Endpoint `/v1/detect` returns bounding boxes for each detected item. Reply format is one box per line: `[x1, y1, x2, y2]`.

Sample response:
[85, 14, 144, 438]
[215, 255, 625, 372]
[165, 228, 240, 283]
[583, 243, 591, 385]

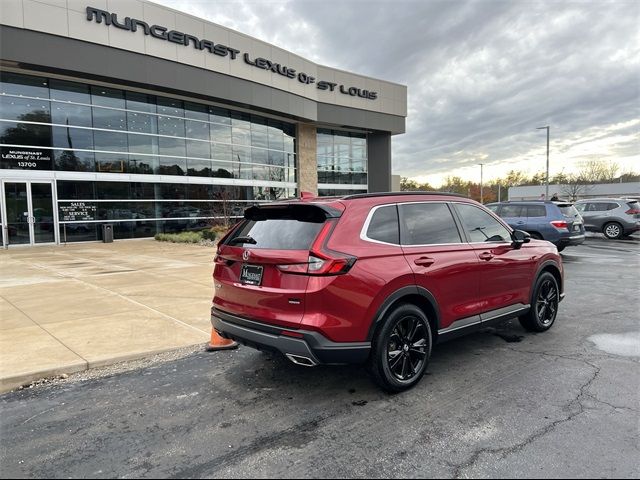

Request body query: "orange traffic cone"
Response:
[205, 328, 238, 351]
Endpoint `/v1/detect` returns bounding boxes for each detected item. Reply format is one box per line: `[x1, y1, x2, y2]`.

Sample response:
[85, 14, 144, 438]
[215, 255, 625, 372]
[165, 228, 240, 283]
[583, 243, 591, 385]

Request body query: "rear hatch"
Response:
[557, 203, 584, 234]
[625, 200, 640, 220]
[213, 201, 346, 329]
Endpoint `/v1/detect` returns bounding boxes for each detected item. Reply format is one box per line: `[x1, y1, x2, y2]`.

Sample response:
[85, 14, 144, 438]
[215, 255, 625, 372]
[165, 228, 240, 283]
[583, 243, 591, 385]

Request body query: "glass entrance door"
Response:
[2, 181, 55, 246]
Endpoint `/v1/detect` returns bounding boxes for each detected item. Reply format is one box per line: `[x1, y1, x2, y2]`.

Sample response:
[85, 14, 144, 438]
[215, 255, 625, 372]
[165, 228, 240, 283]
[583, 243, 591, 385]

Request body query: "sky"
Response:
[152, 0, 639, 187]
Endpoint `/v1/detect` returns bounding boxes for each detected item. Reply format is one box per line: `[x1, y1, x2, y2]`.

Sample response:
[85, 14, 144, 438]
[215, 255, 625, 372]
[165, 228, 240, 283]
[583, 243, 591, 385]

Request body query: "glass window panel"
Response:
[51, 102, 92, 127]
[90, 86, 125, 108]
[210, 123, 231, 143]
[251, 147, 268, 165]
[127, 112, 157, 134]
[252, 164, 269, 181]
[0, 121, 51, 147]
[399, 203, 462, 246]
[157, 115, 185, 137]
[93, 130, 128, 151]
[188, 184, 213, 200]
[285, 153, 295, 169]
[283, 135, 295, 153]
[367, 205, 399, 244]
[158, 136, 186, 157]
[60, 223, 98, 242]
[157, 97, 183, 117]
[211, 162, 236, 179]
[231, 111, 251, 129]
[0, 96, 50, 122]
[0, 73, 49, 98]
[233, 145, 251, 164]
[158, 183, 186, 199]
[185, 119, 209, 141]
[49, 79, 90, 103]
[95, 152, 127, 173]
[54, 150, 94, 172]
[251, 128, 268, 149]
[125, 92, 156, 113]
[211, 142, 232, 161]
[239, 163, 252, 180]
[128, 133, 158, 155]
[129, 183, 155, 199]
[186, 139, 210, 159]
[232, 126, 251, 145]
[133, 221, 157, 238]
[157, 156, 186, 176]
[128, 154, 156, 175]
[57, 181, 95, 200]
[53, 127, 94, 150]
[92, 107, 126, 130]
[209, 107, 231, 125]
[184, 102, 208, 121]
[96, 181, 129, 199]
[268, 150, 285, 166]
[186, 158, 212, 177]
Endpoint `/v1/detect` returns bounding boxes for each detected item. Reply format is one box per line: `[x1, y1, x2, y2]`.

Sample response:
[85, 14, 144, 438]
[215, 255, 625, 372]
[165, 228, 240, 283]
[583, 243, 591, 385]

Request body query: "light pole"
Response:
[536, 126, 550, 199]
[479, 163, 484, 204]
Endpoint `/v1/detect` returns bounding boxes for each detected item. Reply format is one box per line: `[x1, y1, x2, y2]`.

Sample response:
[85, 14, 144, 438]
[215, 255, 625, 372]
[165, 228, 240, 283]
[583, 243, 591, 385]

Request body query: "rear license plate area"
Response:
[240, 264, 263, 286]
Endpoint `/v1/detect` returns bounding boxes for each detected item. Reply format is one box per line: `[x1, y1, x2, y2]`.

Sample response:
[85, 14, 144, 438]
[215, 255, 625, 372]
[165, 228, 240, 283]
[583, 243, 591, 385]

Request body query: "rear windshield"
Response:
[558, 204, 580, 218]
[627, 201, 639, 209]
[229, 219, 324, 249]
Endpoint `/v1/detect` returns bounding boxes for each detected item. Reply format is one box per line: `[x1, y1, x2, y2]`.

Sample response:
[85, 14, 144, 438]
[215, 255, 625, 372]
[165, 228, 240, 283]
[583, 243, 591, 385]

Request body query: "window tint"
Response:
[485, 204, 498, 212]
[500, 205, 524, 217]
[575, 203, 586, 212]
[606, 203, 619, 211]
[558, 205, 580, 217]
[527, 205, 547, 217]
[232, 219, 324, 250]
[455, 203, 512, 243]
[399, 203, 461, 245]
[367, 205, 399, 244]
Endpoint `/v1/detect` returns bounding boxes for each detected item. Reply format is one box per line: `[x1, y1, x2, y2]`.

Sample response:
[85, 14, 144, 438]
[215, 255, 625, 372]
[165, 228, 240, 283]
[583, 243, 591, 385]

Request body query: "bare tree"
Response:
[578, 159, 619, 183]
[561, 174, 593, 201]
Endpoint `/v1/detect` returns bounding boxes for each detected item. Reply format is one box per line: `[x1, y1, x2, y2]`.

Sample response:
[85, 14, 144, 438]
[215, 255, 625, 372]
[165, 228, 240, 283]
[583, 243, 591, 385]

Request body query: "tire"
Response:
[368, 304, 432, 393]
[519, 272, 560, 332]
[603, 222, 623, 239]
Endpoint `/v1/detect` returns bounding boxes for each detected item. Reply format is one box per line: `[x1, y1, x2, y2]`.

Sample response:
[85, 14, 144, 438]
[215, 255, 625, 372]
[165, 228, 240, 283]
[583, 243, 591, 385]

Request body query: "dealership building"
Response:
[0, 1, 406, 246]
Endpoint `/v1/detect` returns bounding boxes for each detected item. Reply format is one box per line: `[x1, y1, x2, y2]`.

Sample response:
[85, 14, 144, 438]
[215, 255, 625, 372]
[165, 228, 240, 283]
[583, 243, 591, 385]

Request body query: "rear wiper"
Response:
[229, 235, 257, 245]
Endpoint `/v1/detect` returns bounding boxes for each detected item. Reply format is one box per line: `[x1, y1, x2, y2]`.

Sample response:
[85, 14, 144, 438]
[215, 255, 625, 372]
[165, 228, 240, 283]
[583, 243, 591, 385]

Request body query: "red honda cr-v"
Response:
[212, 192, 564, 392]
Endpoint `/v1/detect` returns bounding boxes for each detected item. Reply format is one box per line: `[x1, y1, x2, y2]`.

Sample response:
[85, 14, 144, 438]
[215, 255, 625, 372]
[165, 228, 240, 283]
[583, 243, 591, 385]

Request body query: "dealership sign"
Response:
[59, 202, 97, 222]
[0, 147, 52, 170]
[86, 7, 378, 100]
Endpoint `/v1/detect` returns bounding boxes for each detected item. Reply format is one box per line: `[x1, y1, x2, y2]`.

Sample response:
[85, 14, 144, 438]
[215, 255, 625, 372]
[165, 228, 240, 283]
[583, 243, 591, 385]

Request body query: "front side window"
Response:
[399, 203, 461, 245]
[366, 205, 399, 244]
[455, 203, 512, 243]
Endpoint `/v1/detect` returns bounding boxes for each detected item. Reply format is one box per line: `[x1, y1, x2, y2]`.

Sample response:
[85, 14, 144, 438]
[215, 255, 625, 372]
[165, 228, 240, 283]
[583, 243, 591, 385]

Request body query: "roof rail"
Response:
[342, 191, 469, 200]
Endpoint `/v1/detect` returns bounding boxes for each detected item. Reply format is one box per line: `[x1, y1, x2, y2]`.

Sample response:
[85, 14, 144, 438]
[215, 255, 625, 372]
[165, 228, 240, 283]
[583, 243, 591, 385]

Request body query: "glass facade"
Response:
[317, 128, 368, 196]
[0, 72, 297, 243]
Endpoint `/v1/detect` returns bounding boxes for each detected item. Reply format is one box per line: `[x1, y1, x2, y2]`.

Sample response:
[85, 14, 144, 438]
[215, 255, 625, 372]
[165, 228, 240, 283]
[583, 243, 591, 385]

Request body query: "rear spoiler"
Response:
[244, 203, 343, 223]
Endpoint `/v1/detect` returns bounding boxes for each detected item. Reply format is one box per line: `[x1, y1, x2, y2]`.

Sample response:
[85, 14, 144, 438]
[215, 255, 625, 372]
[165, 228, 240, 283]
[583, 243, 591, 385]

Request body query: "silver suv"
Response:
[574, 198, 640, 239]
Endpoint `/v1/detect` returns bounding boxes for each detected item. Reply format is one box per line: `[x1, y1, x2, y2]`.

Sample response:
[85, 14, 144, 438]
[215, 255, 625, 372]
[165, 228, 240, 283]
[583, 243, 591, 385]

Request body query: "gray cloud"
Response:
[155, 0, 639, 182]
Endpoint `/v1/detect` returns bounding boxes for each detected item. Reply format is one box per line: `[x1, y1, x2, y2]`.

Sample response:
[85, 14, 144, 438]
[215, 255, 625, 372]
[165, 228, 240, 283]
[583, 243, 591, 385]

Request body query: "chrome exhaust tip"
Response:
[285, 354, 317, 367]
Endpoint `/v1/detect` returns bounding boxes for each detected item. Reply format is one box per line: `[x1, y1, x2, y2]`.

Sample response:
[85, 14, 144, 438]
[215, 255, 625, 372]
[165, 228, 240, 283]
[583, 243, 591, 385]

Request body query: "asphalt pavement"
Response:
[1, 236, 638, 478]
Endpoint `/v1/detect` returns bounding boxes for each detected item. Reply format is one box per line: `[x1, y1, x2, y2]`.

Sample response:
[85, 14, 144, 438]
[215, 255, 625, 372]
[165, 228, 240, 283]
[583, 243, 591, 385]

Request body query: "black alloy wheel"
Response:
[519, 272, 559, 332]
[369, 304, 432, 392]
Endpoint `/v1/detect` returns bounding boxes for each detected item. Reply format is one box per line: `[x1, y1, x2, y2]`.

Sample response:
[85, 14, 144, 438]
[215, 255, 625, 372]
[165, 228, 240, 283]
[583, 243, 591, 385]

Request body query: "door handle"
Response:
[516, 221, 525, 225]
[478, 252, 494, 261]
[414, 257, 435, 267]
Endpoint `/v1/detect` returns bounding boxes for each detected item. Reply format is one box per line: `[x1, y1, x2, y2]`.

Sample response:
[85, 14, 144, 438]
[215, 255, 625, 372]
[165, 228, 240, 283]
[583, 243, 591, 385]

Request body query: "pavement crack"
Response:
[451, 358, 601, 479]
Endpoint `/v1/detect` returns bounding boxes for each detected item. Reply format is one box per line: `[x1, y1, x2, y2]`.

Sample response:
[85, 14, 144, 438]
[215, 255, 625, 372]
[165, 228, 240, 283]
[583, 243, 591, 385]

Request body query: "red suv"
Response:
[212, 192, 564, 392]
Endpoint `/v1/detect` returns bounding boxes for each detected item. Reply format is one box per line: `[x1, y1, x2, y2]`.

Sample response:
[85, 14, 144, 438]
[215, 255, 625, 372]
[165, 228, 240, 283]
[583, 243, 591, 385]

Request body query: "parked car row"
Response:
[486, 197, 639, 249]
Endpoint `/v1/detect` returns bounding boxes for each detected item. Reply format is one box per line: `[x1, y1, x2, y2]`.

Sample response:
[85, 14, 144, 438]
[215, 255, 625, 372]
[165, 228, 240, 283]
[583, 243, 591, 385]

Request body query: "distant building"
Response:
[508, 182, 640, 201]
[391, 175, 401, 192]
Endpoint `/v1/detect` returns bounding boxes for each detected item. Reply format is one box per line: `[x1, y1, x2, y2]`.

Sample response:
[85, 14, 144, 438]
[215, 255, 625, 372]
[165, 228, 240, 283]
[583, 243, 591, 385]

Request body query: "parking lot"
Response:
[1, 236, 638, 478]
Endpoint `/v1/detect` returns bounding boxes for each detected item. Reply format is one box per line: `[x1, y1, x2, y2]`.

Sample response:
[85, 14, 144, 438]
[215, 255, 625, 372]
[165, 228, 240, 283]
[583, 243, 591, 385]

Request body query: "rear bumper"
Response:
[211, 308, 371, 365]
[556, 233, 585, 247]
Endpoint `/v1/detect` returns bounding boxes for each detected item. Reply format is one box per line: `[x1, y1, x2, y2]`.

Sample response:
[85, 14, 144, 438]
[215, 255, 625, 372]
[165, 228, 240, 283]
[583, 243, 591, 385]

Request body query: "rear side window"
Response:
[366, 205, 399, 244]
[455, 203, 512, 243]
[399, 203, 461, 245]
[606, 203, 620, 210]
[527, 205, 546, 217]
[500, 205, 524, 217]
[230, 219, 323, 249]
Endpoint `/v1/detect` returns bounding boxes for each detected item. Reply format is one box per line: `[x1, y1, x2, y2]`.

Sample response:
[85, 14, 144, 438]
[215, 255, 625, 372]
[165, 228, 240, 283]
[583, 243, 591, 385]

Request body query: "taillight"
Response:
[276, 219, 356, 276]
[550, 220, 568, 230]
[625, 208, 640, 215]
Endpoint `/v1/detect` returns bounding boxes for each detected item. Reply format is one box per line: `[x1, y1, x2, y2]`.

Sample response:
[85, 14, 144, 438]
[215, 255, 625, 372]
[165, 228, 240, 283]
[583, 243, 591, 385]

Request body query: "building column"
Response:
[367, 132, 392, 193]
[296, 123, 318, 196]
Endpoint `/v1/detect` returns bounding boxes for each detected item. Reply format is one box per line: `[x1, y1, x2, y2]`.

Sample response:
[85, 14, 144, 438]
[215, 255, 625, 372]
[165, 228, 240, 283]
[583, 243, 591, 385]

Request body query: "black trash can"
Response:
[101, 223, 114, 243]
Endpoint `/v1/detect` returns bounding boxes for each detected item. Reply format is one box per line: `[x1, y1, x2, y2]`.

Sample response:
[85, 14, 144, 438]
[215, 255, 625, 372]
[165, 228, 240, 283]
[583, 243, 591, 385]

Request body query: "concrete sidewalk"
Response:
[0, 240, 216, 392]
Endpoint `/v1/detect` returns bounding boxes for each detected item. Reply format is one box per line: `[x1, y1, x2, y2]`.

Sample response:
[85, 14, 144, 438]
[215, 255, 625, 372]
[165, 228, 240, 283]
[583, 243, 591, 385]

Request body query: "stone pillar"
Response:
[367, 132, 392, 193]
[296, 123, 318, 196]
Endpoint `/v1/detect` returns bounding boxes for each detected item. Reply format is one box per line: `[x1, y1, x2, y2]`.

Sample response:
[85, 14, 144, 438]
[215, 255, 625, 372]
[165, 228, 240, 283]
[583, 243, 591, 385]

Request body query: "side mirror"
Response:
[512, 229, 531, 249]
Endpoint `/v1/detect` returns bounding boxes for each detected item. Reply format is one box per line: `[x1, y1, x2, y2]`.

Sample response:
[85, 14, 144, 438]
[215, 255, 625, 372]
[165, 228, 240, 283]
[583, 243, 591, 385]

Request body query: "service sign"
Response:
[0, 147, 52, 170]
[59, 202, 97, 222]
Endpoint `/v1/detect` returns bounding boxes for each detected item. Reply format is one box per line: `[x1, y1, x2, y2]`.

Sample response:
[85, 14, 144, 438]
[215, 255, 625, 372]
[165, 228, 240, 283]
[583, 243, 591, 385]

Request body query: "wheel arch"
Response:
[535, 260, 563, 299]
[366, 286, 440, 343]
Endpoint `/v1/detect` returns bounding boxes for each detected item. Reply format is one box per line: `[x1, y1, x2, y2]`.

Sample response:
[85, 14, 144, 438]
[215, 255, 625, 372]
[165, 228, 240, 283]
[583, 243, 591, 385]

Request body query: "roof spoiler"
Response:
[244, 203, 343, 222]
